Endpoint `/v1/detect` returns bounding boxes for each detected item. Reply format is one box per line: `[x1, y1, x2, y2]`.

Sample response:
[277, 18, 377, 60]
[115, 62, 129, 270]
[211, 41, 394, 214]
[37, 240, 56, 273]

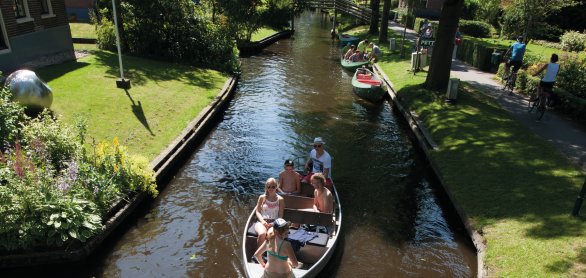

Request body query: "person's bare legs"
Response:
[254, 222, 268, 248]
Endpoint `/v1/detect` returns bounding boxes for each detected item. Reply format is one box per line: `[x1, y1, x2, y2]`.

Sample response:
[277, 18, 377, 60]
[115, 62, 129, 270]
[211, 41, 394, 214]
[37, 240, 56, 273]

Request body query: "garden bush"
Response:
[0, 96, 158, 251]
[557, 57, 586, 98]
[459, 20, 492, 38]
[560, 31, 586, 52]
[531, 39, 562, 50]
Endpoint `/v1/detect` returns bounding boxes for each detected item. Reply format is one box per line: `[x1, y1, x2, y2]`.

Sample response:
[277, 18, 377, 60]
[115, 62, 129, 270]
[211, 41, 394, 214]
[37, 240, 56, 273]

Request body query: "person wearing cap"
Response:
[504, 36, 526, 78]
[278, 159, 301, 195]
[254, 178, 285, 248]
[253, 218, 298, 276]
[311, 173, 333, 214]
[302, 137, 333, 188]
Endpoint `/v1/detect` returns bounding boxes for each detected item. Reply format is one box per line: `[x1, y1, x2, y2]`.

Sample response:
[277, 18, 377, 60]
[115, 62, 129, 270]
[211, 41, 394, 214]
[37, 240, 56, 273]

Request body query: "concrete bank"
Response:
[238, 29, 294, 56]
[374, 64, 486, 277]
[0, 76, 239, 268]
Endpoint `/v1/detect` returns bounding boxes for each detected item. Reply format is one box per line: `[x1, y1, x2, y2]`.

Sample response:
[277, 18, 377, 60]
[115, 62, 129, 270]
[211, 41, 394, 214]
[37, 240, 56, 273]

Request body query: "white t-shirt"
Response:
[310, 149, 332, 179]
[542, 63, 560, 83]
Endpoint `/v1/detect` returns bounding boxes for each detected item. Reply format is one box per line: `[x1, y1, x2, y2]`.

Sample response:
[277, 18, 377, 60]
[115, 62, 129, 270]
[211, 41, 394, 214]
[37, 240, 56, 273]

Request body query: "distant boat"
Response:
[340, 57, 370, 71]
[352, 68, 386, 102]
[242, 180, 342, 277]
[338, 33, 360, 46]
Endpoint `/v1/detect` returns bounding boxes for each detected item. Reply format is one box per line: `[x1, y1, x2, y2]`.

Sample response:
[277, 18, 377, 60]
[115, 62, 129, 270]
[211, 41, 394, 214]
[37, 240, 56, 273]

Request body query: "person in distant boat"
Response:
[278, 159, 301, 195]
[254, 218, 298, 277]
[349, 50, 364, 62]
[311, 173, 333, 214]
[357, 65, 371, 77]
[368, 43, 382, 62]
[254, 178, 285, 248]
[357, 39, 369, 54]
[344, 45, 356, 60]
[341, 42, 352, 57]
[302, 137, 333, 188]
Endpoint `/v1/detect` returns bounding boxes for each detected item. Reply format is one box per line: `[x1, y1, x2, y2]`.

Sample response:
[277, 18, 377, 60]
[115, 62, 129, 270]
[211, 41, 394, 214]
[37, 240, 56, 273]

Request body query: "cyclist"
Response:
[503, 36, 526, 79]
[533, 53, 560, 103]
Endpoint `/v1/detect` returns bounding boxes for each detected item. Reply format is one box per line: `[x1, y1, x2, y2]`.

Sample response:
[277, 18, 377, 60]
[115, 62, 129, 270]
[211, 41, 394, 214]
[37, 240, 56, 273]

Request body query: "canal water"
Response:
[19, 11, 476, 277]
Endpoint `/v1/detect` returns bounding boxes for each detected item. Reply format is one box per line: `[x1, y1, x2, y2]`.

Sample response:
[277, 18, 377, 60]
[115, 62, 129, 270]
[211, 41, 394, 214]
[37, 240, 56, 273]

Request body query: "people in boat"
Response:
[357, 65, 372, 77]
[344, 45, 356, 60]
[311, 173, 333, 214]
[341, 42, 352, 58]
[253, 218, 299, 277]
[357, 39, 369, 54]
[368, 43, 382, 62]
[254, 178, 285, 248]
[278, 159, 301, 195]
[349, 50, 364, 62]
[302, 137, 333, 188]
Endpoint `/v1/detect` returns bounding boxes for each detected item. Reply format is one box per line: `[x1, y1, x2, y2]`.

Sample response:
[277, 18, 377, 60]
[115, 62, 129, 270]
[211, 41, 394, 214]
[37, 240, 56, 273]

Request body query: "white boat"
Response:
[242, 181, 342, 277]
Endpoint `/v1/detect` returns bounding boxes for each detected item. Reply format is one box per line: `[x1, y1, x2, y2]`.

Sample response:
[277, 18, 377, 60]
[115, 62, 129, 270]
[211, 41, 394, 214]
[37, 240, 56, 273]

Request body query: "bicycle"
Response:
[528, 86, 555, 121]
[501, 71, 517, 95]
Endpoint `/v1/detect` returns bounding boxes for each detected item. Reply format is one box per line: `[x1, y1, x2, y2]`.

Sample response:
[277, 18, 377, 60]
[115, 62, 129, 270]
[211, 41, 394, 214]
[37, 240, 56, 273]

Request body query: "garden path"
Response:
[388, 21, 586, 172]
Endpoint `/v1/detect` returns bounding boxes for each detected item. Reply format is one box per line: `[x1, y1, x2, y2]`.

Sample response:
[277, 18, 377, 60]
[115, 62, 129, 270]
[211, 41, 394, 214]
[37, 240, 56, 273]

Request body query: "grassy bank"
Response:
[251, 27, 280, 42]
[464, 37, 586, 62]
[69, 22, 97, 38]
[347, 26, 586, 276]
[36, 50, 229, 160]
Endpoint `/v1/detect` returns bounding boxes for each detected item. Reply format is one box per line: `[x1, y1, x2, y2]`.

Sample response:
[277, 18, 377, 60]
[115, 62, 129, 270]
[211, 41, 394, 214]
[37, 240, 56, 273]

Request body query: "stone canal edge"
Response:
[374, 64, 487, 278]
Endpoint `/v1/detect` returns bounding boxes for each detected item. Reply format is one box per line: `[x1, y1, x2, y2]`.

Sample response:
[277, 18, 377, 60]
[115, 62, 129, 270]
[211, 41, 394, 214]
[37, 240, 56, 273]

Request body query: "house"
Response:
[65, 0, 94, 22]
[399, 0, 444, 19]
[0, 0, 75, 73]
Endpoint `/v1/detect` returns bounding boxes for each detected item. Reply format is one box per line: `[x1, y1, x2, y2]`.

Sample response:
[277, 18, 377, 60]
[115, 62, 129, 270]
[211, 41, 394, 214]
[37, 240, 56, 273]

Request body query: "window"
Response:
[13, 0, 32, 22]
[40, 0, 54, 17]
[0, 8, 11, 53]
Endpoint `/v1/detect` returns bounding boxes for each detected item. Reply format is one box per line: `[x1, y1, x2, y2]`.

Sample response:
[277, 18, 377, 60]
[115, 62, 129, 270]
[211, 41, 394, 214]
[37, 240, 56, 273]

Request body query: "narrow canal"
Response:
[81, 11, 476, 277]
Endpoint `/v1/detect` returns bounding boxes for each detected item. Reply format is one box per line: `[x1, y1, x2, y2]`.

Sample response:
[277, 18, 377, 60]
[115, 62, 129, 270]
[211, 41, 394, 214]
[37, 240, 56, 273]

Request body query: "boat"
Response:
[338, 33, 360, 46]
[351, 68, 386, 102]
[340, 57, 370, 71]
[242, 179, 342, 277]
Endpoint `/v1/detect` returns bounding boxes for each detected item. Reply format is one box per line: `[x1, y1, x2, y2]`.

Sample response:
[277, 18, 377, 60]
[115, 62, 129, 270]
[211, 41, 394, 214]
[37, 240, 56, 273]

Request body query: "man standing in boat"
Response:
[303, 137, 333, 188]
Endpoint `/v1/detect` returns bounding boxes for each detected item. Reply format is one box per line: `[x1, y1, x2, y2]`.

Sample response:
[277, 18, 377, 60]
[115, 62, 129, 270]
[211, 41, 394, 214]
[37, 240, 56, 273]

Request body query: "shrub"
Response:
[557, 57, 586, 98]
[0, 87, 26, 149]
[560, 31, 586, 52]
[531, 39, 562, 50]
[95, 11, 117, 51]
[459, 20, 492, 38]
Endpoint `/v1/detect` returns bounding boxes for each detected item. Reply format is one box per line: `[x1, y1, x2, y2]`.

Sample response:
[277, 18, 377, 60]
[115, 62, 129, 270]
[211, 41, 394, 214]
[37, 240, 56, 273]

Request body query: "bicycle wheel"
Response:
[528, 96, 538, 112]
[535, 97, 546, 120]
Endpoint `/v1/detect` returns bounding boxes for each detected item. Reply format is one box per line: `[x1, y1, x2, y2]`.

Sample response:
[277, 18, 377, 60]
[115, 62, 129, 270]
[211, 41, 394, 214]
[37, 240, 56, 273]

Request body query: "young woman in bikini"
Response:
[254, 218, 299, 278]
[254, 178, 285, 247]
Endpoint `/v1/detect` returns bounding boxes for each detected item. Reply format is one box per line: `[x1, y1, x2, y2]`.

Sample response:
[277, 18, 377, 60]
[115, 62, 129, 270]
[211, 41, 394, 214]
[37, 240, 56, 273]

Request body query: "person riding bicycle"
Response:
[503, 36, 526, 79]
[533, 53, 560, 104]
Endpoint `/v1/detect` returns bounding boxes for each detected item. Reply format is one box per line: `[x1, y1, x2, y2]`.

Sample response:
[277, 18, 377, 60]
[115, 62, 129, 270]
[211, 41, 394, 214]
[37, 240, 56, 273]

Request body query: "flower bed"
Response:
[0, 87, 157, 253]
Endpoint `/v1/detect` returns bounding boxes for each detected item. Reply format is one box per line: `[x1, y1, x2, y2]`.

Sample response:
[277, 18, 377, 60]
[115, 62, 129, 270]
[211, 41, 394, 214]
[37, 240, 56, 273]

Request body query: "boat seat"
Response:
[246, 225, 329, 247]
[357, 79, 381, 85]
[357, 73, 372, 80]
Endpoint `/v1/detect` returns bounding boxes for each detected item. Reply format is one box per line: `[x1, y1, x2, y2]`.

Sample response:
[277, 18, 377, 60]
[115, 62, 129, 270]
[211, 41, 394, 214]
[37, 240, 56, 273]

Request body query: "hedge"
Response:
[457, 38, 507, 71]
[459, 20, 493, 38]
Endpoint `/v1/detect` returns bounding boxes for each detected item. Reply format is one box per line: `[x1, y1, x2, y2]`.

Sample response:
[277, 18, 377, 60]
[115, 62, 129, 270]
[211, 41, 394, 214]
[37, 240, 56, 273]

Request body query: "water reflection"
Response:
[92, 11, 476, 277]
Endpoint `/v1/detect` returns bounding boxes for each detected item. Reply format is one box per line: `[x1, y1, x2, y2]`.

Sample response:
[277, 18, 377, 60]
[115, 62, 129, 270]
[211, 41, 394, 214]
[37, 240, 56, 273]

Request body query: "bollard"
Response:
[389, 38, 396, 51]
[446, 78, 459, 104]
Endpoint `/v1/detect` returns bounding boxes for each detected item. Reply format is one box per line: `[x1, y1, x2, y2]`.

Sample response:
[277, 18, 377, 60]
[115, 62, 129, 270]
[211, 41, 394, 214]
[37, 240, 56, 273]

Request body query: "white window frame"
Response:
[15, 0, 34, 24]
[40, 0, 55, 19]
[0, 8, 11, 54]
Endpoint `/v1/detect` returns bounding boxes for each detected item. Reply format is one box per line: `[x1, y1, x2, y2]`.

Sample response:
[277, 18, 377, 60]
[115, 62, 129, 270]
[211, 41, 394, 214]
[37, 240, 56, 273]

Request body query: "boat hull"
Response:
[340, 58, 370, 71]
[338, 34, 360, 46]
[352, 69, 386, 102]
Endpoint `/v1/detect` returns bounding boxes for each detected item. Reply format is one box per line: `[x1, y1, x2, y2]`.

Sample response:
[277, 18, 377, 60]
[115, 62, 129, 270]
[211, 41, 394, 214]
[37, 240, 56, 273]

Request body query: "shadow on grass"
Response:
[124, 89, 155, 136]
[91, 51, 218, 89]
[36, 61, 91, 82]
[546, 246, 586, 274]
[396, 83, 586, 237]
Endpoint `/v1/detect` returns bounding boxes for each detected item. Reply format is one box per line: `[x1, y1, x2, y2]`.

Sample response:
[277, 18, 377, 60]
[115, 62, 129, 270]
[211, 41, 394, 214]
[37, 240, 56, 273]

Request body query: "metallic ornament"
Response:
[5, 70, 53, 109]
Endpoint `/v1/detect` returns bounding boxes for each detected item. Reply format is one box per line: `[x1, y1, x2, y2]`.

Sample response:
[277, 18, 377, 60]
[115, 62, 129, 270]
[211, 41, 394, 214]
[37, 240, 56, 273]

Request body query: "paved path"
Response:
[387, 21, 586, 172]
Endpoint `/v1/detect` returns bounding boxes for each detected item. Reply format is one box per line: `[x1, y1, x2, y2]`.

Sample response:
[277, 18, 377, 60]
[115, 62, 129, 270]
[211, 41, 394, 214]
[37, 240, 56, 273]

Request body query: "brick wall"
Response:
[1, 0, 69, 37]
[65, 0, 93, 8]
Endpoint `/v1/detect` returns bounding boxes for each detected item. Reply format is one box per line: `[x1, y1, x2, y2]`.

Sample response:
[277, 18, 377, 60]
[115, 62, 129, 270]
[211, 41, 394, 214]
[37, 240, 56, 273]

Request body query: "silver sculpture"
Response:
[5, 70, 53, 109]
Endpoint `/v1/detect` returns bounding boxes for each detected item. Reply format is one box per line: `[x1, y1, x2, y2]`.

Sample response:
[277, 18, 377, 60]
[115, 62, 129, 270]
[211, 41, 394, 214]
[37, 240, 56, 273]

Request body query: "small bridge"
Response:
[299, 0, 371, 23]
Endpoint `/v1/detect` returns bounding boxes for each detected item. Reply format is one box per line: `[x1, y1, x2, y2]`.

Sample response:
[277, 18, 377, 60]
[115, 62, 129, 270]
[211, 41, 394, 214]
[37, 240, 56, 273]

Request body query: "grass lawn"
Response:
[73, 43, 99, 52]
[69, 22, 97, 39]
[36, 50, 229, 160]
[251, 27, 280, 42]
[347, 25, 586, 277]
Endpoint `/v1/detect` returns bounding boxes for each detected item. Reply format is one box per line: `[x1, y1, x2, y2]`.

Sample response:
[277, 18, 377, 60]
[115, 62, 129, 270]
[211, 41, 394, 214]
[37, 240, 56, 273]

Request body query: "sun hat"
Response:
[273, 218, 290, 229]
[312, 137, 325, 145]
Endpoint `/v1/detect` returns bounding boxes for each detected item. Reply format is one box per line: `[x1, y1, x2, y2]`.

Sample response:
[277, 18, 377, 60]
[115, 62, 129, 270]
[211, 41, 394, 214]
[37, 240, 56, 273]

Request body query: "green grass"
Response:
[73, 43, 99, 52]
[36, 50, 229, 160]
[69, 23, 97, 39]
[346, 25, 586, 277]
[251, 27, 280, 42]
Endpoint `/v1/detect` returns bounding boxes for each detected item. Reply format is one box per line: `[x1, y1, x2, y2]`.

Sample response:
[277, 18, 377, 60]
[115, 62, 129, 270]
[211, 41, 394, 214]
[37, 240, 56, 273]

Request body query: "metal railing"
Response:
[299, 0, 371, 23]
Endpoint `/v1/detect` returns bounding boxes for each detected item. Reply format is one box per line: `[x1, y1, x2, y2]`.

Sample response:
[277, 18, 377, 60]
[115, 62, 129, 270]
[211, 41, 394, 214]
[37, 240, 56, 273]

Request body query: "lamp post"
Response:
[111, 0, 130, 89]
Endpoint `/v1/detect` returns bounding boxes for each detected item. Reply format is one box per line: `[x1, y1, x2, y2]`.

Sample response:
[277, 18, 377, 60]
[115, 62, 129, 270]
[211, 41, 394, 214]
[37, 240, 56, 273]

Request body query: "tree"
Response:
[369, 0, 380, 34]
[425, 0, 465, 91]
[379, 0, 391, 42]
[500, 0, 578, 40]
